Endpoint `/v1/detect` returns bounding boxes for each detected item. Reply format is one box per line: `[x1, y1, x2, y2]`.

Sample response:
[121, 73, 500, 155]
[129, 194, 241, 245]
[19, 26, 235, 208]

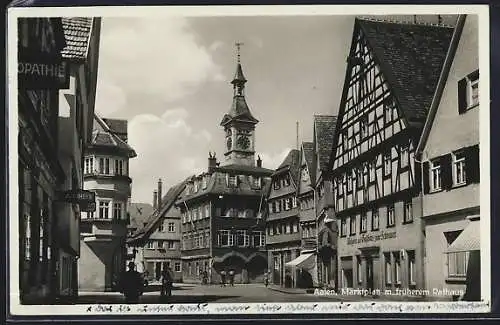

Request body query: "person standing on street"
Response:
[120, 262, 144, 304]
[220, 270, 226, 287]
[160, 267, 174, 299]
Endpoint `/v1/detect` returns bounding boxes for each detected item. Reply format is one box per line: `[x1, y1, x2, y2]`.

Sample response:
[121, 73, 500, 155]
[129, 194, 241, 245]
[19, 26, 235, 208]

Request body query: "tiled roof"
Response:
[314, 115, 338, 172]
[102, 118, 127, 135]
[216, 163, 274, 176]
[358, 18, 454, 128]
[128, 203, 154, 230]
[275, 149, 301, 180]
[128, 179, 189, 244]
[61, 17, 93, 60]
[91, 115, 137, 157]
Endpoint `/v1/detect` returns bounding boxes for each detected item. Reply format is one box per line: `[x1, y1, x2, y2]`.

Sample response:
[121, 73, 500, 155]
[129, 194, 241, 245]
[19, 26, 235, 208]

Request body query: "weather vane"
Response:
[235, 42, 244, 64]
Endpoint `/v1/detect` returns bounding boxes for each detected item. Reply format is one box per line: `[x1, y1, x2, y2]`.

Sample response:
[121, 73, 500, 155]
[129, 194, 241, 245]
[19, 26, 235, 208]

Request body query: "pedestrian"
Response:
[160, 267, 173, 300]
[228, 269, 235, 287]
[220, 270, 226, 287]
[202, 270, 208, 285]
[119, 262, 144, 304]
[264, 272, 269, 287]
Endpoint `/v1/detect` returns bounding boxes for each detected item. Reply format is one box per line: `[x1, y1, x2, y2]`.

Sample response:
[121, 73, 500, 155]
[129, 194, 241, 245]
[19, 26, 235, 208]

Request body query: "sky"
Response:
[93, 14, 458, 205]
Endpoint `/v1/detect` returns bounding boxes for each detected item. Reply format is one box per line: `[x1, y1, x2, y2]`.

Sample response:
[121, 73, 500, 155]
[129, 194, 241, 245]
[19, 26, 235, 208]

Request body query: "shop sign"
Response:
[79, 201, 96, 213]
[347, 231, 397, 245]
[18, 54, 70, 89]
[57, 189, 95, 210]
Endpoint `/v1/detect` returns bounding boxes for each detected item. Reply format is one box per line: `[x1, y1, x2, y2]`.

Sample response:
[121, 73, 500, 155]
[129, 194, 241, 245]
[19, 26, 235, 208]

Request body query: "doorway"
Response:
[155, 262, 162, 280]
[365, 256, 374, 291]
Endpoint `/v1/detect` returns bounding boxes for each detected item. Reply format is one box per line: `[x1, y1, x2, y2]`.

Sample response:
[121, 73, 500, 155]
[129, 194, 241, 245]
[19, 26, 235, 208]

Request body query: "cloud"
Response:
[258, 148, 291, 170]
[95, 17, 223, 115]
[128, 108, 212, 203]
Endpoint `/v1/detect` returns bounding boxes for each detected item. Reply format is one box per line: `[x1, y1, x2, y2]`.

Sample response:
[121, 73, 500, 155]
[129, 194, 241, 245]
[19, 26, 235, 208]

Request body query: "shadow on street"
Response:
[76, 294, 241, 304]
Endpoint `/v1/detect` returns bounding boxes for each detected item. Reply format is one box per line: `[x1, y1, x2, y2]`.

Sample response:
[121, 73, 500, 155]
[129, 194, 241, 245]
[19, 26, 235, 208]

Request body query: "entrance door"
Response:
[366, 256, 374, 291]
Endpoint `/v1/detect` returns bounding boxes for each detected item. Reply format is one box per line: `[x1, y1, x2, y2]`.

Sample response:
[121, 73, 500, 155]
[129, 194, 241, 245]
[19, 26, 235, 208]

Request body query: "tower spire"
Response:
[236, 41, 243, 64]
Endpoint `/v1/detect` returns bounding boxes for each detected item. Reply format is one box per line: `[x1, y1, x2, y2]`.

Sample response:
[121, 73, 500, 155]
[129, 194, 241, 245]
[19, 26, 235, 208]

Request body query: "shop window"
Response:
[384, 253, 392, 285]
[408, 250, 416, 286]
[403, 200, 413, 223]
[452, 151, 466, 186]
[447, 251, 469, 278]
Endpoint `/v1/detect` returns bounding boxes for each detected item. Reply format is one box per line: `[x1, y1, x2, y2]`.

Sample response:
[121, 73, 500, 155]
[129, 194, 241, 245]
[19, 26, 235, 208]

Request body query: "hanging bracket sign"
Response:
[57, 190, 96, 212]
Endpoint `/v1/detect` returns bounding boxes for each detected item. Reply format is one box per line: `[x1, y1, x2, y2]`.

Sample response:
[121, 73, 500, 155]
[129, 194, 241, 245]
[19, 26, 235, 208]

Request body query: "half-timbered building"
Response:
[266, 149, 301, 288]
[415, 15, 480, 300]
[328, 18, 454, 292]
[313, 115, 339, 289]
[127, 179, 186, 283]
[175, 52, 272, 284]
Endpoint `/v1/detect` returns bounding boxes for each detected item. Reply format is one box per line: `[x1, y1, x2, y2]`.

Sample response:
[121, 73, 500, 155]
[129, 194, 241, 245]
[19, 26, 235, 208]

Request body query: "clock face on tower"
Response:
[226, 137, 232, 150]
[237, 135, 251, 150]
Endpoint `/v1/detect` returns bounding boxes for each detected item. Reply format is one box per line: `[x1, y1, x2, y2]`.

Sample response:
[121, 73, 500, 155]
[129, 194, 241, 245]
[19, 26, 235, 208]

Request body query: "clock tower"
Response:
[220, 42, 259, 167]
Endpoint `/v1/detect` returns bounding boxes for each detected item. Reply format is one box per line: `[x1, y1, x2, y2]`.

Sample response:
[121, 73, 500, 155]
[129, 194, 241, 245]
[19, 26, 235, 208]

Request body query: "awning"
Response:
[447, 220, 480, 253]
[285, 253, 315, 269]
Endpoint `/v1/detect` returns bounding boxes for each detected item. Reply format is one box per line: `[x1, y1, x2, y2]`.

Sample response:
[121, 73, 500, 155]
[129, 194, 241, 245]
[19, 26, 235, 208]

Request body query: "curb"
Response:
[267, 286, 307, 295]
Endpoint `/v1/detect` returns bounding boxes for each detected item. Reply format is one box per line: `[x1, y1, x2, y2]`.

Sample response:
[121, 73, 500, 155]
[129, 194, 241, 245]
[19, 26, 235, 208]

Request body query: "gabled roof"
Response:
[127, 179, 189, 245]
[90, 114, 137, 157]
[416, 15, 467, 155]
[357, 18, 454, 128]
[314, 115, 338, 172]
[128, 203, 154, 230]
[61, 17, 93, 61]
[274, 149, 301, 183]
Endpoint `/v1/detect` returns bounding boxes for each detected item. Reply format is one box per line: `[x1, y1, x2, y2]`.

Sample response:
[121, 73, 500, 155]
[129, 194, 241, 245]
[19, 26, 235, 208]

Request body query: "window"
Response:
[404, 201, 413, 223]
[408, 250, 416, 285]
[285, 223, 291, 234]
[447, 251, 469, 278]
[360, 212, 367, 233]
[459, 70, 479, 113]
[168, 222, 175, 232]
[337, 177, 344, 196]
[114, 159, 124, 175]
[98, 157, 110, 175]
[205, 204, 210, 218]
[292, 222, 298, 233]
[218, 230, 232, 247]
[387, 205, 395, 227]
[268, 226, 274, 236]
[341, 219, 347, 237]
[273, 180, 281, 190]
[349, 216, 356, 236]
[84, 157, 94, 174]
[98, 201, 110, 219]
[384, 152, 392, 176]
[360, 116, 368, 139]
[452, 151, 466, 186]
[385, 253, 392, 285]
[430, 160, 442, 191]
[394, 253, 401, 284]
[400, 146, 409, 168]
[347, 174, 353, 192]
[202, 177, 208, 189]
[254, 177, 262, 188]
[236, 230, 249, 247]
[174, 262, 181, 272]
[146, 241, 154, 249]
[158, 221, 165, 232]
[285, 198, 291, 210]
[369, 161, 376, 183]
[292, 197, 297, 208]
[284, 176, 291, 187]
[356, 168, 363, 188]
[227, 175, 237, 187]
[113, 202, 122, 220]
[342, 130, 349, 151]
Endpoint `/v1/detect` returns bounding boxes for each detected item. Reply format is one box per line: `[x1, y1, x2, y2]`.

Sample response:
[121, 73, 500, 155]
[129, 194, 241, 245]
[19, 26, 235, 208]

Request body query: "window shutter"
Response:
[441, 154, 453, 191]
[466, 145, 480, 184]
[422, 162, 429, 194]
[458, 78, 468, 114]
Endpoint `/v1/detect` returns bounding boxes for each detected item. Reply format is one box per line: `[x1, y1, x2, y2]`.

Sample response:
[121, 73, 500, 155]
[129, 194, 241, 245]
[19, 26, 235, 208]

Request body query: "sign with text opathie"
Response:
[18, 52, 70, 89]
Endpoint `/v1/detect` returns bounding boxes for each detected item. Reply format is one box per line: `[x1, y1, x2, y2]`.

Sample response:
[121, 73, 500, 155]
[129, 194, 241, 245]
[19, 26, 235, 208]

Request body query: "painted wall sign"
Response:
[18, 54, 69, 89]
[347, 231, 397, 245]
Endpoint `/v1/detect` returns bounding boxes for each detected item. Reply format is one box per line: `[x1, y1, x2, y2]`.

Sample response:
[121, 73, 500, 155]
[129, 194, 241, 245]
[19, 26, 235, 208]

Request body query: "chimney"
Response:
[157, 178, 163, 209]
[257, 155, 262, 168]
[153, 190, 158, 210]
[208, 152, 217, 173]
